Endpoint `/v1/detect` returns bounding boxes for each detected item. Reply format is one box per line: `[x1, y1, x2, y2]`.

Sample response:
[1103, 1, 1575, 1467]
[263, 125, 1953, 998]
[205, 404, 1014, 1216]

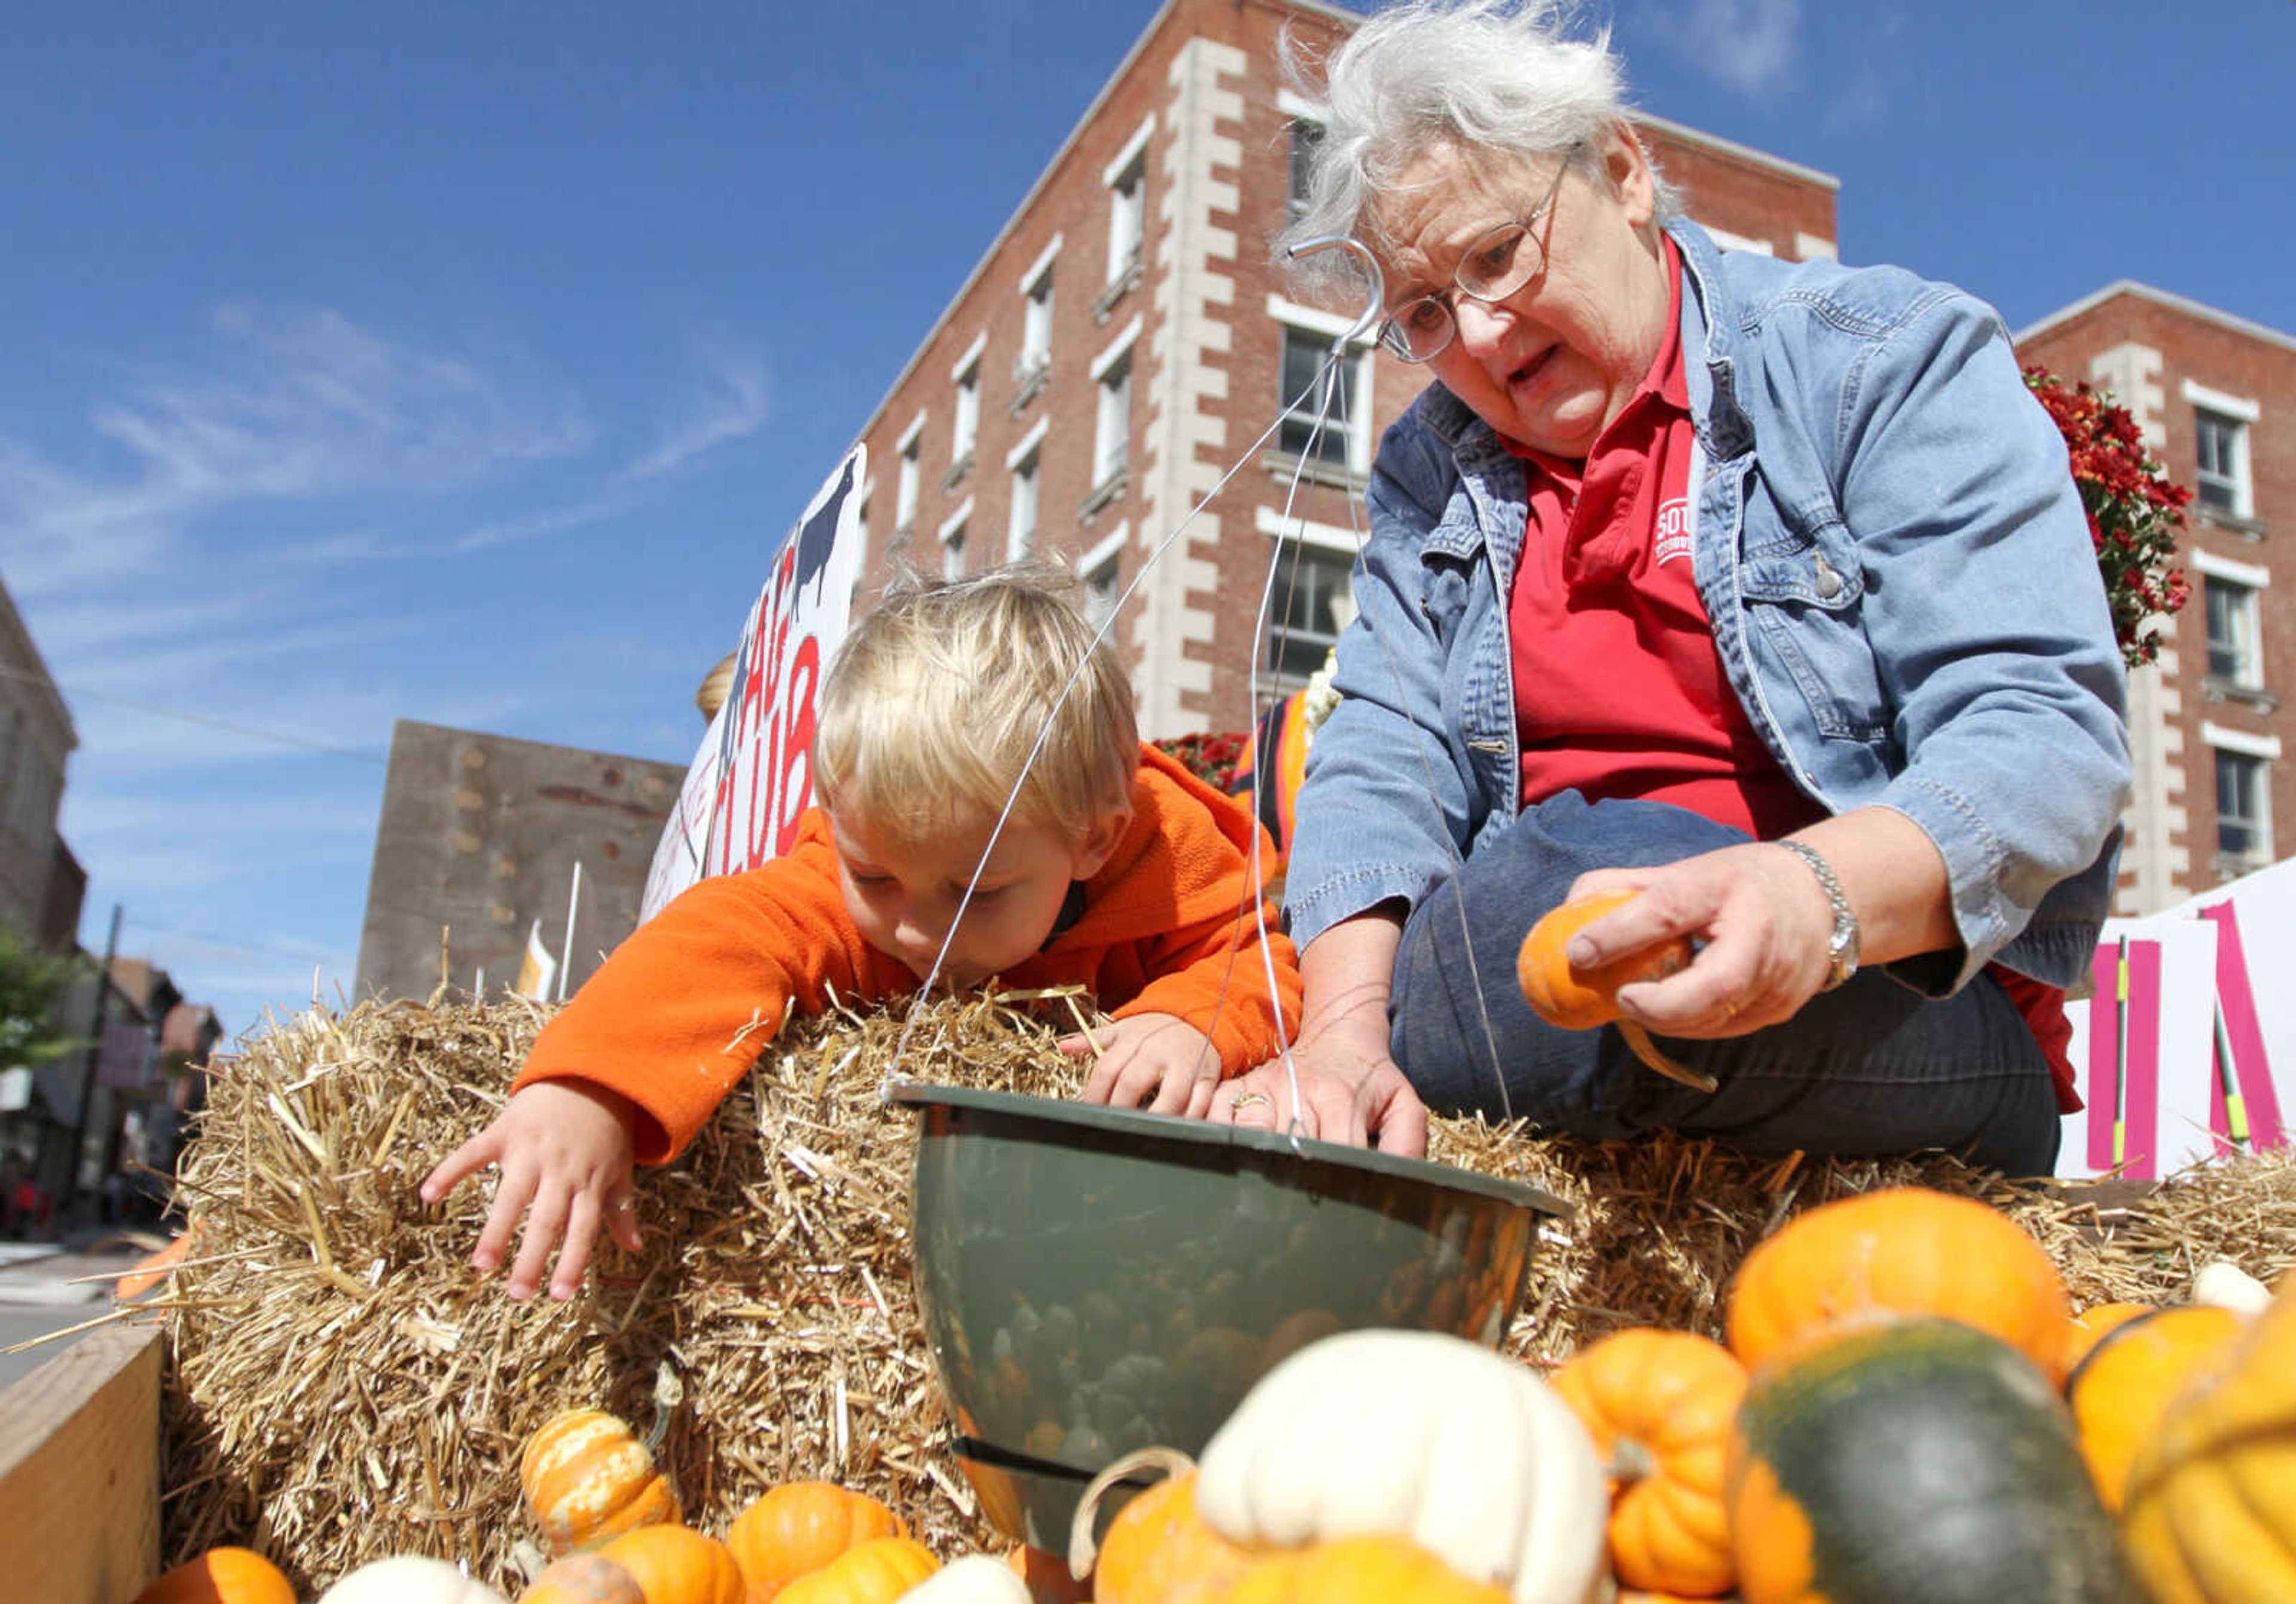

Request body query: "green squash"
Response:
[1726, 1316, 2142, 1603]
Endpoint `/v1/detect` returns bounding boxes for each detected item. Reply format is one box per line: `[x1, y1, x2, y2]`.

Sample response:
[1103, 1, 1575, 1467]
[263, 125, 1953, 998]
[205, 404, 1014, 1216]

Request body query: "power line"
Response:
[0, 661, 387, 763]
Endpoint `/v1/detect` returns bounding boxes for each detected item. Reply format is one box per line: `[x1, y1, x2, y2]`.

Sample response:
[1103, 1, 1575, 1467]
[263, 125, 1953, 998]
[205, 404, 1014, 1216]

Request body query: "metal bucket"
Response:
[893, 1083, 1569, 1549]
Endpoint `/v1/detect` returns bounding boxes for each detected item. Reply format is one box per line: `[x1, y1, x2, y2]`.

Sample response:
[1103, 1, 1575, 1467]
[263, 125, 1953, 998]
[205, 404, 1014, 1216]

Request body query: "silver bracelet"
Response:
[1776, 839, 1861, 991]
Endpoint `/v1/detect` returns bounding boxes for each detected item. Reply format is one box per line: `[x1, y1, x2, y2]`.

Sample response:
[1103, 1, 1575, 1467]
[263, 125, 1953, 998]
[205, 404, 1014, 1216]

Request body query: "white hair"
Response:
[1277, 0, 1680, 302]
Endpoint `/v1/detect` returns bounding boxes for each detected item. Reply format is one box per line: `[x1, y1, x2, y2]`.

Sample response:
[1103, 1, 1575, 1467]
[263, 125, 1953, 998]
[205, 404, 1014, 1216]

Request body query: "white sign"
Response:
[640, 445, 868, 922]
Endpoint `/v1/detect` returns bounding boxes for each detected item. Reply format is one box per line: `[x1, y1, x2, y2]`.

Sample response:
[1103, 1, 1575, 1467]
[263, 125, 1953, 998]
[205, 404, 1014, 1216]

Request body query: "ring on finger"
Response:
[1232, 1092, 1272, 1113]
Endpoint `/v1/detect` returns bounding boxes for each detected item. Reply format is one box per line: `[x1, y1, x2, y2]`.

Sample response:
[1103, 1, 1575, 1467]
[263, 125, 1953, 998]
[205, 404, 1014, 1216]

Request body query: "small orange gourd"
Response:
[2066, 1303, 2247, 1513]
[1726, 1186, 2073, 1383]
[591, 1526, 744, 1604]
[1073, 1449, 1257, 1604]
[1222, 1536, 1511, 1603]
[726, 1483, 906, 1601]
[1518, 889, 1693, 1031]
[2062, 1300, 2155, 1370]
[521, 1408, 680, 1556]
[518, 1553, 647, 1604]
[1550, 1327, 1747, 1596]
[771, 1538, 939, 1604]
[130, 1548, 297, 1604]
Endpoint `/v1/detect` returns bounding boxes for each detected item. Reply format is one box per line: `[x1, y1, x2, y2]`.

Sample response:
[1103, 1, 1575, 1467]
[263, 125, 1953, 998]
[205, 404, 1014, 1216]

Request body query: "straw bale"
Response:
[144, 993, 2294, 1594]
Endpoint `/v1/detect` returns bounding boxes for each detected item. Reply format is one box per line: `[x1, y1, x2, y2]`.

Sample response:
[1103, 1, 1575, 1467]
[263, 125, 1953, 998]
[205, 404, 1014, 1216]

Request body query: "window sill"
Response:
[2215, 851, 2272, 883]
[2204, 676, 2282, 713]
[2199, 508, 2268, 541]
[1079, 469, 1129, 522]
[1093, 256, 1142, 324]
[1262, 450, 1365, 494]
[1009, 362, 1049, 416]
[941, 451, 975, 492]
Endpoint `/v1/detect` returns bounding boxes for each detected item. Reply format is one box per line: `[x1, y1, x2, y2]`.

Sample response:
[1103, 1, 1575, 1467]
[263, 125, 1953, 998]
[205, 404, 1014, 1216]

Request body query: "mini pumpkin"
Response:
[519, 1553, 647, 1604]
[2062, 1301, 2154, 1371]
[726, 1483, 907, 1601]
[771, 1537, 939, 1604]
[896, 1555, 1031, 1603]
[2065, 1304, 2246, 1513]
[1726, 1186, 2073, 1383]
[130, 1548, 297, 1604]
[316, 1556, 508, 1603]
[1550, 1328, 1745, 1597]
[1193, 1329, 1610, 1604]
[1065, 1447, 1259, 1603]
[592, 1525, 744, 1604]
[1223, 1535, 1513, 1603]
[2121, 1278, 2296, 1601]
[521, 1408, 681, 1556]
[1517, 889, 1692, 1031]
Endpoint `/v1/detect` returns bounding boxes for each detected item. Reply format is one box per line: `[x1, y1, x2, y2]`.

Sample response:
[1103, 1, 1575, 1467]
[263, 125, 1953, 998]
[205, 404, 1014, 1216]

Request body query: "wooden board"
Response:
[0, 1323, 162, 1603]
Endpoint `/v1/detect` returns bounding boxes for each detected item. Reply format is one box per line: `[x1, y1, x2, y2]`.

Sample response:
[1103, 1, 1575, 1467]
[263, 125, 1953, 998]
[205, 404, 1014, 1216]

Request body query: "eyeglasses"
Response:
[1376, 148, 1578, 364]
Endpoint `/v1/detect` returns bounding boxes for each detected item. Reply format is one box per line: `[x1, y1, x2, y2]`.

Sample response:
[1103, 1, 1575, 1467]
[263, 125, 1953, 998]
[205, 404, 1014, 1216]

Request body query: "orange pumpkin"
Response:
[2067, 1304, 2248, 1514]
[1083, 1455, 1257, 1604]
[1726, 1186, 2072, 1383]
[1223, 1536, 1510, 1603]
[772, 1538, 938, 1604]
[593, 1526, 744, 1604]
[1518, 889, 1693, 1031]
[2122, 1279, 2296, 1600]
[2062, 1300, 2155, 1370]
[116, 1217, 202, 1300]
[726, 1483, 907, 1601]
[1550, 1328, 1746, 1596]
[131, 1548, 297, 1604]
[519, 1554, 646, 1604]
[521, 1408, 681, 1556]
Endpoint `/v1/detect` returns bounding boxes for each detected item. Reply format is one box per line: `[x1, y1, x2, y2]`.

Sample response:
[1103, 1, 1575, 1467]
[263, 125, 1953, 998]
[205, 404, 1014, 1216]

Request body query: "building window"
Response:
[1263, 539, 1358, 694]
[1007, 451, 1040, 561]
[1278, 323, 1369, 469]
[1016, 238, 1058, 404]
[894, 415, 924, 536]
[1107, 157, 1145, 288]
[947, 336, 983, 487]
[2216, 748, 2272, 871]
[2195, 408, 2251, 517]
[1094, 356, 1131, 487]
[1082, 528, 1126, 635]
[2206, 572, 2264, 689]
[938, 499, 972, 581]
[1286, 117, 1323, 221]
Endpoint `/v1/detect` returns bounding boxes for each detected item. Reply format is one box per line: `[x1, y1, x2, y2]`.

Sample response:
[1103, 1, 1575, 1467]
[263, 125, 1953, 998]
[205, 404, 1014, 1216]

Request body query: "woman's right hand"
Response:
[1211, 910, 1429, 1155]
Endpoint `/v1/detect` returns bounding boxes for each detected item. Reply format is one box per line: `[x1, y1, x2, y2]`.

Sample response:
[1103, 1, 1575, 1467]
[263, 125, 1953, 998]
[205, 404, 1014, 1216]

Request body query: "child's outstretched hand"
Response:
[419, 1079, 642, 1301]
[1061, 1012, 1223, 1118]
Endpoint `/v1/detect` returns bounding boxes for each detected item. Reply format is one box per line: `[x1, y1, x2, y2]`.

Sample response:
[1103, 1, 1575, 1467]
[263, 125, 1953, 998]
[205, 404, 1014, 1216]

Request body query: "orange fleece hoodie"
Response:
[515, 744, 1302, 1162]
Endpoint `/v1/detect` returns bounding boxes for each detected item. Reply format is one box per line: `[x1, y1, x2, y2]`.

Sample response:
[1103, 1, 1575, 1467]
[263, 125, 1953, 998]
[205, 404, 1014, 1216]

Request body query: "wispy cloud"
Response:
[451, 490, 639, 554]
[616, 347, 770, 484]
[1657, 0, 1802, 96]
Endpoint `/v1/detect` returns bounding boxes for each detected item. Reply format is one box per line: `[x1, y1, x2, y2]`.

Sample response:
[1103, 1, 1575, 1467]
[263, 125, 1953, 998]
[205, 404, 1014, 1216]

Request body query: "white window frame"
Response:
[2196, 549, 2270, 691]
[1090, 316, 1142, 492]
[2205, 722, 2280, 873]
[1280, 89, 1323, 223]
[1694, 221, 1776, 256]
[1080, 525, 1127, 636]
[1005, 417, 1048, 561]
[1269, 297, 1375, 476]
[2185, 378, 2259, 521]
[949, 332, 985, 471]
[938, 496, 973, 580]
[1016, 234, 1060, 381]
[1102, 115, 1153, 290]
[894, 410, 926, 534]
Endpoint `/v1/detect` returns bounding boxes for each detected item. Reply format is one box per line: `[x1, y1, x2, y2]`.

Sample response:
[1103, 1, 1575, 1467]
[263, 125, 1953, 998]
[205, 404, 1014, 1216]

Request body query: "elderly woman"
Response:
[1215, 0, 2127, 1176]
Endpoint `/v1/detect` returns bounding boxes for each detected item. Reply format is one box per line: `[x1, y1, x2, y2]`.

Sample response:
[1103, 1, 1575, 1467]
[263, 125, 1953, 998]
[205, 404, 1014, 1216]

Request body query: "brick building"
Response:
[843, 0, 1838, 742]
[2019, 286, 2295, 913]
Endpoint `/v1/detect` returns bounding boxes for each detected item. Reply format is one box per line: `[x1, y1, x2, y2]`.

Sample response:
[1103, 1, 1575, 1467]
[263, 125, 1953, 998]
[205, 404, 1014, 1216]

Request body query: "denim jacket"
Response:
[1283, 219, 2129, 994]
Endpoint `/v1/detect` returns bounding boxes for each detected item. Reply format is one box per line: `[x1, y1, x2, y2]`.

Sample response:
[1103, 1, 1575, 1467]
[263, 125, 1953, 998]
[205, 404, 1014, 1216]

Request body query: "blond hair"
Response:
[813, 563, 1137, 846]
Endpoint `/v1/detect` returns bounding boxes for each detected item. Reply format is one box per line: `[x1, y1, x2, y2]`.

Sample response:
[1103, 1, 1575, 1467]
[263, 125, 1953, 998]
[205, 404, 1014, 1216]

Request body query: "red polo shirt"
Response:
[1501, 239, 2076, 1112]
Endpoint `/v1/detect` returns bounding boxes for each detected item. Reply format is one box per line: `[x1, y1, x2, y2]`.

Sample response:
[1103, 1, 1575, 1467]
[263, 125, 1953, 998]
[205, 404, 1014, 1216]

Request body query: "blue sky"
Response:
[5, 0, 2290, 1046]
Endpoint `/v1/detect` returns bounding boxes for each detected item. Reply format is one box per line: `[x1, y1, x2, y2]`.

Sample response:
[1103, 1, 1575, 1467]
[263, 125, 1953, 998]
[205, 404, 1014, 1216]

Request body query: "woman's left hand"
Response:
[1562, 841, 1843, 1037]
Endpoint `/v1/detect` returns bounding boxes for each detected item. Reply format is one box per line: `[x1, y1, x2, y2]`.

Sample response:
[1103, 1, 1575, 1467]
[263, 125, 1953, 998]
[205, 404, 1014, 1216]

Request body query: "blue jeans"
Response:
[1388, 793, 2062, 1175]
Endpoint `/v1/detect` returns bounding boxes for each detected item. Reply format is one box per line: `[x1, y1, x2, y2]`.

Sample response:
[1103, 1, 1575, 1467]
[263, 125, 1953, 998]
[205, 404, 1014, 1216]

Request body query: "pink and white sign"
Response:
[640, 446, 867, 923]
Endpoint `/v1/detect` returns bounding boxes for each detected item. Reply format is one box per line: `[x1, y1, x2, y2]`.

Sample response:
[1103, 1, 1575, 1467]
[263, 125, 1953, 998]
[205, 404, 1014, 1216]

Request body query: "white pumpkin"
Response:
[897, 1553, 1033, 1602]
[316, 1554, 508, 1604]
[1194, 1329, 1611, 1604]
[2194, 1258, 2273, 1314]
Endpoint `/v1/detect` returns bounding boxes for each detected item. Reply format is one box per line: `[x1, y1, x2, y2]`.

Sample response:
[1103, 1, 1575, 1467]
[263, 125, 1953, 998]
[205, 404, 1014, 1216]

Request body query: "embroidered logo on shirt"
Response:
[1654, 497, 1692, 566]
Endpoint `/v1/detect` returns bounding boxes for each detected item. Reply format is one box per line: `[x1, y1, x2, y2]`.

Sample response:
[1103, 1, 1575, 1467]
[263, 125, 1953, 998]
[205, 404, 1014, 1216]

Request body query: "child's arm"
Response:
[1060, 1013, 1222, 1116]
[419, 1079, 643, 1301]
